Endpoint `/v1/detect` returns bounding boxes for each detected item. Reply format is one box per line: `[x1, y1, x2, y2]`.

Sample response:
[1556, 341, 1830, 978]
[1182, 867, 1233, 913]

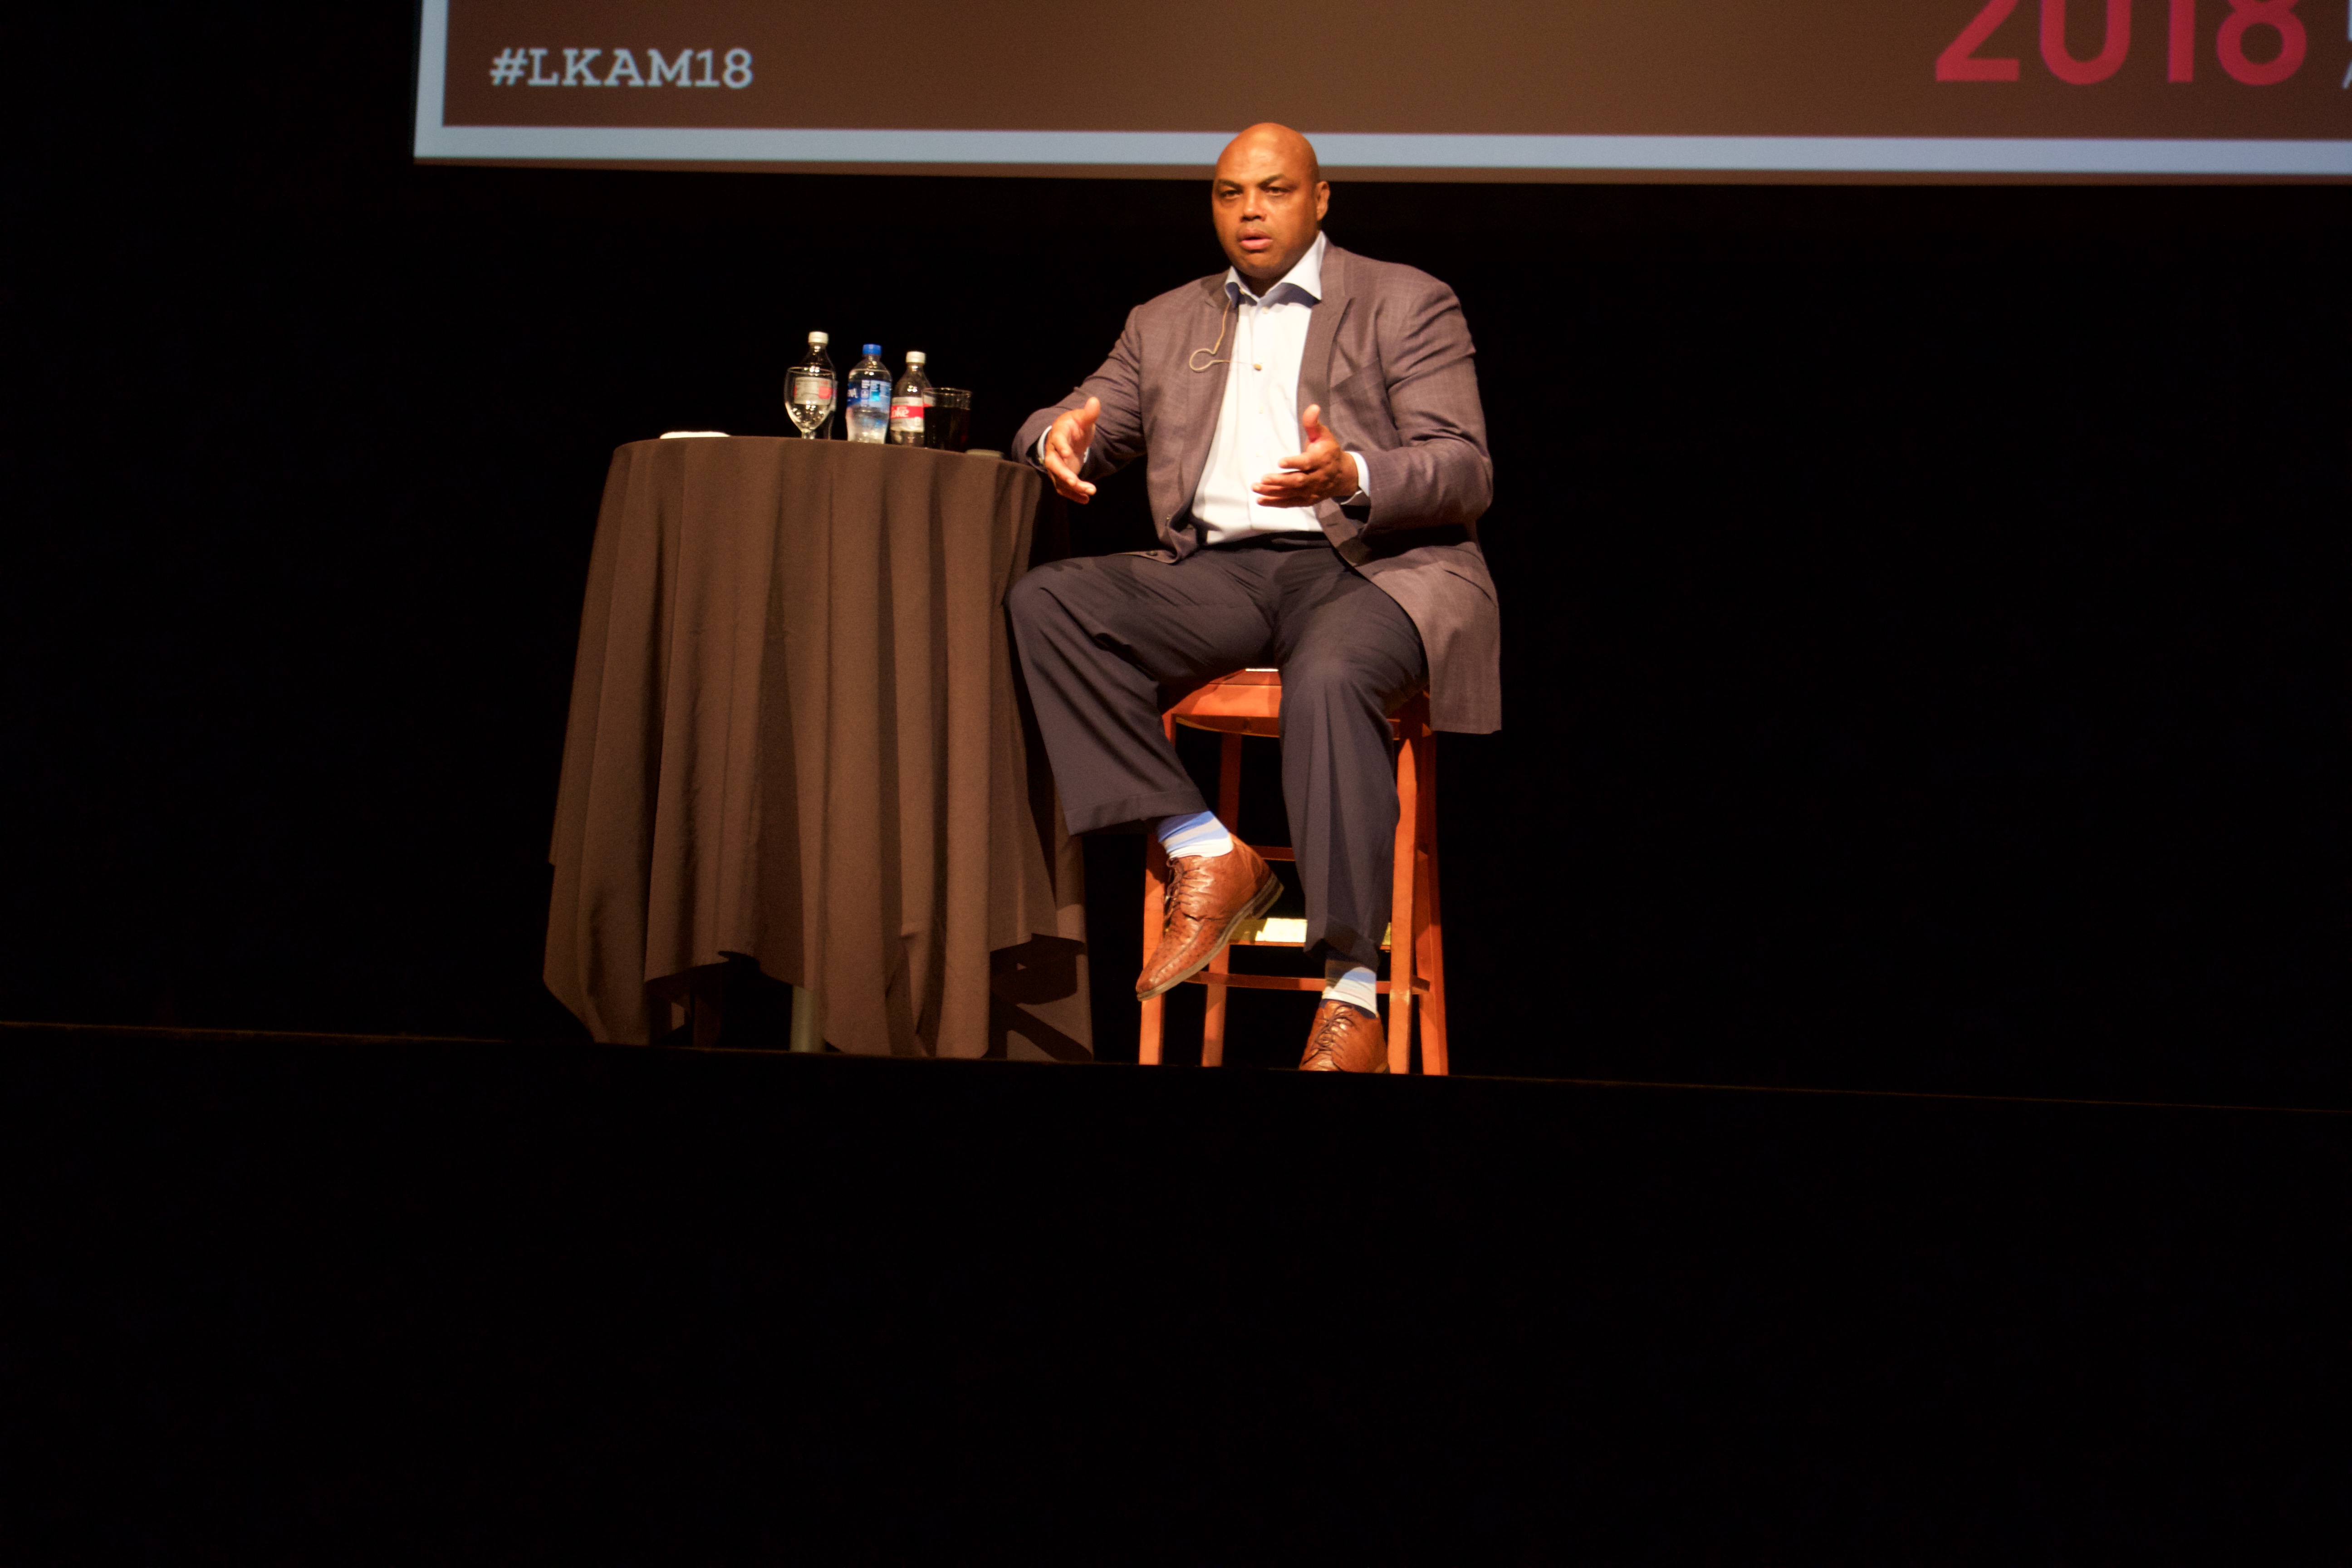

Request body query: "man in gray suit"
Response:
[1009, 123, 1500, 1072]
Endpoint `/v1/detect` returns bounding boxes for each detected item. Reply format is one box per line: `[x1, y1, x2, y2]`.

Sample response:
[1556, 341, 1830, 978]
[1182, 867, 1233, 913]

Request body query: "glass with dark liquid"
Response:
[924, 387, 972, 453]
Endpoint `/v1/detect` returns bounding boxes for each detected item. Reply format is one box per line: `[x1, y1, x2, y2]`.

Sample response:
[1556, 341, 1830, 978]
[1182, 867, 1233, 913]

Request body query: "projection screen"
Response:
[412, 0, 2352, 180]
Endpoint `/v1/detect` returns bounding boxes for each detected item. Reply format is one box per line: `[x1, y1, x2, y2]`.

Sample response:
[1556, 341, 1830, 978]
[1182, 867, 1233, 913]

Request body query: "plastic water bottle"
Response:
[889, 351, 935, 446]
[846, 344, 891, 444]
[785, 331, 836, 437]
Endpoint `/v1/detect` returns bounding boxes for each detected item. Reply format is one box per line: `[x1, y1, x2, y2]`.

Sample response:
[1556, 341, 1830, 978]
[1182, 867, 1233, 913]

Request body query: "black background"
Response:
[8, 10, 2344, 1106]
[6, 13, 2345, 1563]
[4, 1034, 2337, 1561]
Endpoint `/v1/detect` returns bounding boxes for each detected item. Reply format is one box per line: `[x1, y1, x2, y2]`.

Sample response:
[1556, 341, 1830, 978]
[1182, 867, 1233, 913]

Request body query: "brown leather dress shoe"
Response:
[1298, 999, 1388, 1073]
[1135, 839, 1281, 1000]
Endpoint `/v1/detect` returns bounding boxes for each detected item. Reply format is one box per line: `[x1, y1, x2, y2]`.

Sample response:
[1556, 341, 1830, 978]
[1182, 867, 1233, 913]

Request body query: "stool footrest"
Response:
[1183, 972, 1431, 995]
[1226, 916, 1390, 949]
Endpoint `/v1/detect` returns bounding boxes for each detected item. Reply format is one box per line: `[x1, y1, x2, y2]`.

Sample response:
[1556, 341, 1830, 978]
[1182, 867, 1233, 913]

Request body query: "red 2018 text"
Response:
[1936, 0, 2309, 85]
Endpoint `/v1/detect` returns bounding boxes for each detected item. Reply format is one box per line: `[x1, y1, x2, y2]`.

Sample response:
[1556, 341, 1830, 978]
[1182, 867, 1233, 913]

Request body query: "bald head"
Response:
[1219, 123, 1322, 186]
[1210, 123, 1329, 293]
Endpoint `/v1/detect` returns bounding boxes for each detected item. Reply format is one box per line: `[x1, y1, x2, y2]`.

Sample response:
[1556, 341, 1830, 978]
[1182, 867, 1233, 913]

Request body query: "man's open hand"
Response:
[1251, 405, 1359, 509]
[1042, 397, 1102, 504]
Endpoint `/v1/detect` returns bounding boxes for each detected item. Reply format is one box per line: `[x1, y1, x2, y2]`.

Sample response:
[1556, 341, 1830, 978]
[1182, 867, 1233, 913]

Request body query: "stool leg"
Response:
[1200, 956, 1230, 1067]
[1386, 725, 1419, 1075]
[1414, 729, 1449, 1077]
[1200, 732, 1244, 1068]
[1140, 834, 1167, 1065]
[1140, 713, 1180, 1065]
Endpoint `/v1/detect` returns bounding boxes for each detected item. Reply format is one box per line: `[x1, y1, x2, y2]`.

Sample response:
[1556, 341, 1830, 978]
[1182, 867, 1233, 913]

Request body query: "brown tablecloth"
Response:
[544, 436, 1089, 1058]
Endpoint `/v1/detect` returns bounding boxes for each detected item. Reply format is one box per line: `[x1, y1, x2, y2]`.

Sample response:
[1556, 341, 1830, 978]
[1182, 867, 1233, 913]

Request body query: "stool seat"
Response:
[1143, 668, 1449, 1074]
[1167, 666, 1285, 737]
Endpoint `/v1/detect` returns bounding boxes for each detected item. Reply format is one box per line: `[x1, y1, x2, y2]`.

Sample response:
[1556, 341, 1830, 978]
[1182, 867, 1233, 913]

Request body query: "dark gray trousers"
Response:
[1006, 537, 1426, 970]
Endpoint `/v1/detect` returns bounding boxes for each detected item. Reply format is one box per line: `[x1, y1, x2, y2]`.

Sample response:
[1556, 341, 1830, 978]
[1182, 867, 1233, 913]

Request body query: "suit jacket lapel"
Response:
[1299, 242, 1352, 420]
[1169, 275, 1232, 529]
[1302, 243, 1357, 540]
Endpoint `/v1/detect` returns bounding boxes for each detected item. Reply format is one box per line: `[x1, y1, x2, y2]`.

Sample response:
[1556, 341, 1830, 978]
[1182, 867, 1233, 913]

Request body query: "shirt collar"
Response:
[1224, 230, 1327, 308]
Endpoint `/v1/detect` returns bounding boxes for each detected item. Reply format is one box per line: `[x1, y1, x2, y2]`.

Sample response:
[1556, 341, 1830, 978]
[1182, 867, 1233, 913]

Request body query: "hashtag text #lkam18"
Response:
[488, 48, 754, 89]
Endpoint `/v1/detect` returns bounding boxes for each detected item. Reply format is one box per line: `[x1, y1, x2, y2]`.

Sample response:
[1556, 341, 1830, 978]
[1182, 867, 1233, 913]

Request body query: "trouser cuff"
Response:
[1308, 923, 1386, 972]
[1061, 786, 1212, 838]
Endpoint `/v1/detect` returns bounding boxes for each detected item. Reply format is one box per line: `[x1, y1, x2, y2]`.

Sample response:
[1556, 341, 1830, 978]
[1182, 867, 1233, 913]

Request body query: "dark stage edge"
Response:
[4, 1024, 2338, 1562]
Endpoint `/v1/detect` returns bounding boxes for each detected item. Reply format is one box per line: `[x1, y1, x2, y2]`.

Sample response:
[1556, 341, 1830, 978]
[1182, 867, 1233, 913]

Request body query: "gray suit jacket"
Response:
[1014, 242, 1501, 733]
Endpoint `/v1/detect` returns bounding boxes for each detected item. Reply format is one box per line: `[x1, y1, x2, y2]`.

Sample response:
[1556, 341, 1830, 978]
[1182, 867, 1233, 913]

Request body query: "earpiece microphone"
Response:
[1188, 296, 1235, 372]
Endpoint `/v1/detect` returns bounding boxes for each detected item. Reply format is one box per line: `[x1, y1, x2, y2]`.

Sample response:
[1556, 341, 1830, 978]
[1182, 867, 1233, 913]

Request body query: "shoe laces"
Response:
[1308, 1000, 1366, 1061]
[1164, 855, 1216, 919]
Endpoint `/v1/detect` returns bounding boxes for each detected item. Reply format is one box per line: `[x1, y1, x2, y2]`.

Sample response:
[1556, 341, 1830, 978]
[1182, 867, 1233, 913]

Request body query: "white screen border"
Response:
[412, 0, 2352, 178]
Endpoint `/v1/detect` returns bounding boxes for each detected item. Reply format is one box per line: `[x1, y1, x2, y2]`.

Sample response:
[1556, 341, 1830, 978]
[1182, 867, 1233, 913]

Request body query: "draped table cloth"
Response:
[544, 436, 1090, 1059]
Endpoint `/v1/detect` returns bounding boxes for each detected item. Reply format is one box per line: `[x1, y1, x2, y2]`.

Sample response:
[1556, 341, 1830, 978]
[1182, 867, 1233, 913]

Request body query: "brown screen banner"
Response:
[413, 0, 2350, 179]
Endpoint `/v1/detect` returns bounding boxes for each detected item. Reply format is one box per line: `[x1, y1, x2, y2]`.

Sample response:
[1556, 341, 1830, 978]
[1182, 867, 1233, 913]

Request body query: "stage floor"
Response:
[4, 1022, 2336, 1561]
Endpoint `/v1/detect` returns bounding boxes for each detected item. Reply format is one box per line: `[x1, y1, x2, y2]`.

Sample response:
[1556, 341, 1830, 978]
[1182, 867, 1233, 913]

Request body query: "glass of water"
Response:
[785, 332, 837, 437]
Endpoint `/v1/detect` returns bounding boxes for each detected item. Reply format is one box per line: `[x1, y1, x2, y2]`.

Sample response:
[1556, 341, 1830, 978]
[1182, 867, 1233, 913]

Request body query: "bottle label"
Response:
[851, 381, 887, 410]
[791, 374, 833, 403]
[890, 399, 926, 433]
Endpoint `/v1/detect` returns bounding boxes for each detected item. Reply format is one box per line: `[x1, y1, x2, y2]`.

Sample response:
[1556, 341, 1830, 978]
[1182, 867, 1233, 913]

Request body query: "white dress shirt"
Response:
[1187, 231, 1368, 545]
[1044, 230, 1368, 545]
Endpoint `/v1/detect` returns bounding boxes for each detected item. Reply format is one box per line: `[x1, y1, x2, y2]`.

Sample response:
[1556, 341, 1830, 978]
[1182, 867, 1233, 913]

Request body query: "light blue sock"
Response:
[1322, 958, 1378, 1017]
[1156, 809, 1233, 859]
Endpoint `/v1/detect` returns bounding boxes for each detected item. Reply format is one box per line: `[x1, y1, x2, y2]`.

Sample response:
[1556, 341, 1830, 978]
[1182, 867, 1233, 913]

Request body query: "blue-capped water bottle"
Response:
[846, 344, 891, 444]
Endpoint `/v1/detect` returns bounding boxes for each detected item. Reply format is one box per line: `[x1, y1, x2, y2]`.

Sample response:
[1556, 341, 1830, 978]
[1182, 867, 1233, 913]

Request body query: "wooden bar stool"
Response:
[1140, 669, 1449, 1075]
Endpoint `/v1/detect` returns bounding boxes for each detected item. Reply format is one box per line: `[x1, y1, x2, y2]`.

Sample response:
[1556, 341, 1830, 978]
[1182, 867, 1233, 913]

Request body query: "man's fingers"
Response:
[1030, 397, 1104, 505]
[1254, 431, 1349, 506]
[1044, 406, 1098, 501]
[1253, 472, 1314, 499]
[1044, 433, 1095, 502]
[1059, 404, 1099, 454]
